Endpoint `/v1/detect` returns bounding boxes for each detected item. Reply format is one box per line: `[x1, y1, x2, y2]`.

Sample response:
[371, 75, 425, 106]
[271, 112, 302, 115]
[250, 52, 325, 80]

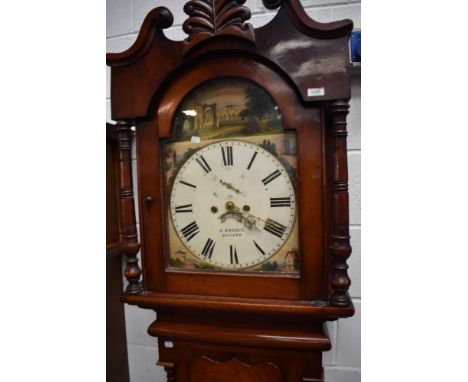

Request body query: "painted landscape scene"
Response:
[172, 77, 284, 141]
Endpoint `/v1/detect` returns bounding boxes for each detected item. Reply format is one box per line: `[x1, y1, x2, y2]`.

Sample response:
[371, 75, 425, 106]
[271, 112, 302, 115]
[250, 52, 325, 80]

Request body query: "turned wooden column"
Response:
[327, 100, 352, 307]
[116, 120, 143, 295]
[157, 362, 175, 382]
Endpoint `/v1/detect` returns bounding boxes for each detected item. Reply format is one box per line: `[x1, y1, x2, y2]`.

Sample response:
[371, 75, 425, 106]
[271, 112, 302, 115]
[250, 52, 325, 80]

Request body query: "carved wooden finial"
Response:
[262, 0, 283, 10]
[182, 0, 255, 54]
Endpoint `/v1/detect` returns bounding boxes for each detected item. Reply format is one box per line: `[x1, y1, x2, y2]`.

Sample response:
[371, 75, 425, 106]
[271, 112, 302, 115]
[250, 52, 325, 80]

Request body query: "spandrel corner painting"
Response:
[163, 77, 300, 274]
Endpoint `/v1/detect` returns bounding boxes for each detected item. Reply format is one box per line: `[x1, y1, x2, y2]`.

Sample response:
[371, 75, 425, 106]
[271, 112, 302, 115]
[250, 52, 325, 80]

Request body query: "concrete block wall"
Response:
[107, 1, 361, 381]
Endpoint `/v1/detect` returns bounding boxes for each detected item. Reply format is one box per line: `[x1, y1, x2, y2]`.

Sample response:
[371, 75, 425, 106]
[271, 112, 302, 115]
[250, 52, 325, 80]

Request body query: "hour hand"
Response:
[219, 179, 243, 195]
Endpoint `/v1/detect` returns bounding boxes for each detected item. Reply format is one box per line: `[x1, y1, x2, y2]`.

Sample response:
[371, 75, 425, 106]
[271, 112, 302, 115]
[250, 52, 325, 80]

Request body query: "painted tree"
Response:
[240, 85, 274, 121]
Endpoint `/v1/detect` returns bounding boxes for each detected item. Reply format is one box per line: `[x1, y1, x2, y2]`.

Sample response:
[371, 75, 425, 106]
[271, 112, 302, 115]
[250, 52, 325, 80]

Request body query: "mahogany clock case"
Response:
[107, 1, 356, 381]
[107, 0, 354, 326]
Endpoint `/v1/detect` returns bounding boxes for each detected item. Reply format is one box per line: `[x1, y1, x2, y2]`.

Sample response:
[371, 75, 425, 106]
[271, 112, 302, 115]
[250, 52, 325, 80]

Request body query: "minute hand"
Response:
[232, 207, 266, 230]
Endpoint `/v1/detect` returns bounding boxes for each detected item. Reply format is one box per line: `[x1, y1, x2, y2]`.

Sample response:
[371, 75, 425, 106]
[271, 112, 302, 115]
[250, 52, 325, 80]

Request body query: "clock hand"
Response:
[229, 203, 266, 230]
[219, 179, 244, 195]
[242, 214, 261, 231]
[218, 201, 266, 231]
[227, 203, 265, 223]
[218, 209, 260, 232]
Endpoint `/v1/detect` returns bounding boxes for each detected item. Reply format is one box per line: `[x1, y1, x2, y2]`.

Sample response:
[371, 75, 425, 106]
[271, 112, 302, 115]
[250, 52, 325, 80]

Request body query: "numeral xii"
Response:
[221, 146, 233, 166]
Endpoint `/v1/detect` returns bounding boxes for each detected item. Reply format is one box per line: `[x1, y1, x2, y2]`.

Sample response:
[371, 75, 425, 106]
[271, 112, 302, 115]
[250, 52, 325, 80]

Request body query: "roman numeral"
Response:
[196, 155, 211, 173]
[270, 197, 291, 207]
[262, 169, 281, 186]
[175, 204, 193, 213]
[201, 238, 215, 259]
[253, 240, 266, 256]
[180, 221, 200, 241]
[230, 245, 239, 264]
[264, 218, 287, 238]
[247, 151, 258, 170]
[221, 146, 233, 166]
[179, 180, 196, 189]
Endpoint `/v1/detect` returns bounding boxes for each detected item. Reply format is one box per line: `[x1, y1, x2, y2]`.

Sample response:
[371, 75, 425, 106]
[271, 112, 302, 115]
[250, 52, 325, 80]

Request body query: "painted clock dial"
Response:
[164, 77, 300, 273]
[170, 140, 296, 269]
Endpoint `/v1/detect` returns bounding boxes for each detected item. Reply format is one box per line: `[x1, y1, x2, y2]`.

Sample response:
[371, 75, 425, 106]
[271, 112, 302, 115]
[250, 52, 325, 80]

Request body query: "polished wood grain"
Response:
[262, 0, 352, 37]
[106, 7, 174, 68]
[106, 254, 130, 382]
[123, 292, 353, 319]
[156, 337, 324, 382]
[190, 356, 282, 382]
[149, 319, 331, 351]
[107, 1, 355, 380]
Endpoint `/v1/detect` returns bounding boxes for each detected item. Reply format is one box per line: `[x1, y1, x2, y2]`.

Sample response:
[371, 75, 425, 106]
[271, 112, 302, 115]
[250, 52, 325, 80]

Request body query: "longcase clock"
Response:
[107, 1, 354, 381]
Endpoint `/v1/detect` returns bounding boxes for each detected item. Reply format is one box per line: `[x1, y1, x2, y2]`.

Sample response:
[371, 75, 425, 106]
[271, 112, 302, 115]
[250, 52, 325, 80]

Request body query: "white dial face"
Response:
[170, 140, 297, 269]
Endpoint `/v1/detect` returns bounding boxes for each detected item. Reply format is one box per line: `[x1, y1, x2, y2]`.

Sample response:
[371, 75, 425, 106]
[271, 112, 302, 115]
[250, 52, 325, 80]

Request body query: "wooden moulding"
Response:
[148, 320, 331, 351]
[106, 7, 174, 67]
[262, 0, 353, 38]
[122, 292, 354, 319]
